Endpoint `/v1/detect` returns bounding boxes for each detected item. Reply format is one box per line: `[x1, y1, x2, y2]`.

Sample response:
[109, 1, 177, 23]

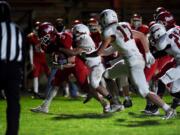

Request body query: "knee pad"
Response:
[160, 67, 180, 84]
[90, 80, 99, 89]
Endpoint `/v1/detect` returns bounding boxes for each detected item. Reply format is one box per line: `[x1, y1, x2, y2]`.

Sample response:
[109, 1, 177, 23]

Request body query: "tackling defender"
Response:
[95, 9, 175, 119]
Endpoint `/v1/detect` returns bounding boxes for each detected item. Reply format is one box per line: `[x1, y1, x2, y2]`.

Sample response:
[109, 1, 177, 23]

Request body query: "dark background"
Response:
[6, 0, 180, 91]
[8, 0, 180, 33]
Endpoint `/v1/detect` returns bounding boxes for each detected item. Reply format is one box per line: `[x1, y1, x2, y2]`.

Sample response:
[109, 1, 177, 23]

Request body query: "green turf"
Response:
[0, 95, 180, 135]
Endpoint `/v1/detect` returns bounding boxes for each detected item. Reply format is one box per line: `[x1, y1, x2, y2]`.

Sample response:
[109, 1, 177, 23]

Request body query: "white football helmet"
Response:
[150, 23, 167, 50]
[100, 9, 118, 28]
[73, 24, 90, 37]
[150, 23, 166, 41]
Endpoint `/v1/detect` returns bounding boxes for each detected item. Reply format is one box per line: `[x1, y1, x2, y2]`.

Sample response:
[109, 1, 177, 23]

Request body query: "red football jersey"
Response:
[26, 32, 46, 62]
[58, 32, 73, 49]
[90, 31, 102, 48]
[27, 32, 50, 77]
[132, 24, 149, 59]
[131, 24, 149, 35]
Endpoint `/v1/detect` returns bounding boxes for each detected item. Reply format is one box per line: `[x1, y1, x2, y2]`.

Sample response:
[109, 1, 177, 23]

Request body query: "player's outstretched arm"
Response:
[97, 36, 114, 56]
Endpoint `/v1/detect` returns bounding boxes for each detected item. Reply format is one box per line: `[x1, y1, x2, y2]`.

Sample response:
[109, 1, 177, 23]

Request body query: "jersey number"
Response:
[169, 29, 180, 48]
[117, 25, 133, 42]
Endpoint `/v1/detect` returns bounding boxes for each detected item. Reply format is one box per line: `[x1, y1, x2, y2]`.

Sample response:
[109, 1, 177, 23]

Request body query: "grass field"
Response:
[0, 95, 180, 135]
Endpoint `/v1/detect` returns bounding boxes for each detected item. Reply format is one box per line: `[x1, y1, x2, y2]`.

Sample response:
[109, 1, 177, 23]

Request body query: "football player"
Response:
[146, 9, 178, 114]
[95, 9, 175, 119]
[58, 23, 124, 113]
[26, 21, 50, 98]
[149, 23, 180, 114]
[87, 17, 102, 48]
[30, 22, 113, 113]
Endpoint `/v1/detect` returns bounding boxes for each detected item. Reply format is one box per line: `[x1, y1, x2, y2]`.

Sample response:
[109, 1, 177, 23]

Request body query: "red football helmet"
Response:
[34, 21, 41, 27]
[131, 13, 142, 29]
[156, 11, 176, 30]
[87, 18, 99, 32]
[72, 19, 81, 26]
[38, 22, 57, 52]
[88, 18, 98, 25]
[33, 21, 41, 34]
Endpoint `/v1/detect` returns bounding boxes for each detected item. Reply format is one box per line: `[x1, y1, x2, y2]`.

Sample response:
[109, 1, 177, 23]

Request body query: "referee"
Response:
[0, 1, 24, 135]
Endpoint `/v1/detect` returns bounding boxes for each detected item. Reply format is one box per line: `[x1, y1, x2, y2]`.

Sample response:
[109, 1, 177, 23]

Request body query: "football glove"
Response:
[145, 51, 155, 68]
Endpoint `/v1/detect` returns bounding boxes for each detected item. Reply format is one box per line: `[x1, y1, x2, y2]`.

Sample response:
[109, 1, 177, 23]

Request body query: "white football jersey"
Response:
[157, 26, 180, 65]
[76, 34, 102, 67]
[103, 22, 141, 58]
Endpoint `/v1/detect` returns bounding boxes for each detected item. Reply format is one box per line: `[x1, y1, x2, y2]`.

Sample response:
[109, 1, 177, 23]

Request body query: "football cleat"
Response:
[103, 104, 124, 113]
[141, 104, 152, 113]
[162, 109, 176, 120]
[123, 99, 133, 108]
[30, 105, 49, 113]
[148, 105, 160, 116]
[32, 92, 45, 99]
[110, 104, 124, 112]
[83, 94, 92, 104]
[103, 104, 112, 113]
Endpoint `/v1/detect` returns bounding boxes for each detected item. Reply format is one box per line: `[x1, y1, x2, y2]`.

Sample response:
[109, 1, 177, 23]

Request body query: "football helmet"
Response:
[87, 18, 99, 32]
[55, 18, 65, 32]
[156, 11, 176, 29]
[149, 23, 166, 42]
[153, 7, 166, 20]
[38, 22, 57, 52]
[33, 21, 41, 35]
[73, 24, 90, 37]
[149, 21, 156, 28]
[99, 9, 118, 28]
[131, 13, 142, 29]
[149, 23, 167, 50]
[34, 21, 41, 28]
[88, 18, 98, 25]
[72, 19, 81, 26]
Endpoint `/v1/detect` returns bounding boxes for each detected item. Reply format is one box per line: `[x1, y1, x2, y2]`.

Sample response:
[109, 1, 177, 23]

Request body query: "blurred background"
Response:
[6, 0, 180, 95]
[9, 0, 180, 34]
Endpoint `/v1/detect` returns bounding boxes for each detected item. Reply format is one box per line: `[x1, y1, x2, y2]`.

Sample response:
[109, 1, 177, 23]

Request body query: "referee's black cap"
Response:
[0, 0, 11, 22]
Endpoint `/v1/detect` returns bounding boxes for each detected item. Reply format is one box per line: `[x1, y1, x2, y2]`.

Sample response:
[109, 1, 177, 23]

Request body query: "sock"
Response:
[64, 83, 70, 97]
[157, 80, 166, 98]
[33, 77, 39, 93]
[43, 87, 58, 108]
[162, 103, 170, 112]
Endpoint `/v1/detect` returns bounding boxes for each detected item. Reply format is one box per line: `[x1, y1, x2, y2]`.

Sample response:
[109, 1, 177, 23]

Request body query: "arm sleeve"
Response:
[61, 33, 73, 49]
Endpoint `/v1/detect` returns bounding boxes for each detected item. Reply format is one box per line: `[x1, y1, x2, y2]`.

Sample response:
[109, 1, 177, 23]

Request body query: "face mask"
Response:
[56, 24, 65, 32]
[89, 25, 98, 32]
[132, 20, 141, 29]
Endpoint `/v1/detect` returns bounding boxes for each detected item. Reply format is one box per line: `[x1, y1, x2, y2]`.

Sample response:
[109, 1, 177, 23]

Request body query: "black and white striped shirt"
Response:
[0, 21, 23, 62]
